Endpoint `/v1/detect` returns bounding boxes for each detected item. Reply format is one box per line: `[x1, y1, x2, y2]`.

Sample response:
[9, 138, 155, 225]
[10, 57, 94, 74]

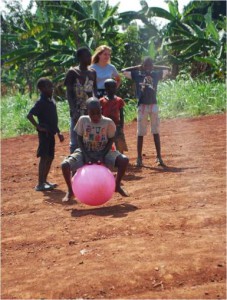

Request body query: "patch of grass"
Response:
[124, 98, 137, 122]
[158, 79, 226, 118]
[1, 79, 225, 139]
[0, 93, 70, 138]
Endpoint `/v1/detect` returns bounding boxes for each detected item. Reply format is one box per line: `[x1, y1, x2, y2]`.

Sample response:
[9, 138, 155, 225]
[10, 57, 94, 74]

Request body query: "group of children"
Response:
[27, 47, 170, 202]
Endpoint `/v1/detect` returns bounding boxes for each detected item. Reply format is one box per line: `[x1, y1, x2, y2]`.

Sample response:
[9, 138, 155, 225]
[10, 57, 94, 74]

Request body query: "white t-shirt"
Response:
[90, 63, 119, 89]
[75, 115, 116, 151]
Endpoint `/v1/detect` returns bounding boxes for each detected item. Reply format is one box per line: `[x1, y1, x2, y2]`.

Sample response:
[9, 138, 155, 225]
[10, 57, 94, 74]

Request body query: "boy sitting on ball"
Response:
[61, 97, 129, 203]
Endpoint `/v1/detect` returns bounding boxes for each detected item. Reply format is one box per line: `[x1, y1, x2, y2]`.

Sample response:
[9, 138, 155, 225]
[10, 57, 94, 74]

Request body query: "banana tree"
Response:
[1, 0, 122, 95]
[146, 0, 226, 78]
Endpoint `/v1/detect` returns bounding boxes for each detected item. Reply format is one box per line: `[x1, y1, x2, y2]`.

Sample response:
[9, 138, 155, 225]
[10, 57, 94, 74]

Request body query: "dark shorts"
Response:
[37, 132, 55, 158]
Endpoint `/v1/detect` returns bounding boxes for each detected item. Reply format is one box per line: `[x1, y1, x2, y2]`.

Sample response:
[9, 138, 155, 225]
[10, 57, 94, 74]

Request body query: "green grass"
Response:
[1, 79, 226, 138]
[158, 79, 226, 118]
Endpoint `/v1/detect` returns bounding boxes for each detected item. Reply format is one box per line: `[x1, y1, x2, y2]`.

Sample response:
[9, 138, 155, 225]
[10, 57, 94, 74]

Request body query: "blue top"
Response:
[29, 94, 60, 134]
[90, 63, 119, 89]
[131, 70, 163, 105]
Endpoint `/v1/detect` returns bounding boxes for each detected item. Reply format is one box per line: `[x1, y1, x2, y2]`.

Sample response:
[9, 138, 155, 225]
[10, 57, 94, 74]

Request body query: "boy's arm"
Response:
[92, 70, 98, 97]
[153, 65, 171, 71]
[77, 134, 92, 164]
[119, 107, 124, 129]
[57, 131, 64, 142]
[27, 113, 48, 133]
[66, 84, 78, 120]
[64, 69, 78, 120]
[121, 65, 141, 80]
[100, 137, 114, 158]
[121, 65, 141, 72]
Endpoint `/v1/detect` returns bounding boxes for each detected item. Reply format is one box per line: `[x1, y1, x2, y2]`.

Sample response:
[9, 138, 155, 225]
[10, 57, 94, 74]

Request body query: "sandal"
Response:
[156, 157, 166, 167]
[45, 181, 58, 188]
[35, 183, 53, 191]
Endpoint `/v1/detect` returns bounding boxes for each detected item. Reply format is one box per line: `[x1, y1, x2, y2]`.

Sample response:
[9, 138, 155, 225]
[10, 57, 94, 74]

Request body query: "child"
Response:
[99, 79, 128, 154]
[64, 47, 97, 153]
[61, 97, 129, 202]
[122, 57, 170, 167]
[27, 78, 64, 191]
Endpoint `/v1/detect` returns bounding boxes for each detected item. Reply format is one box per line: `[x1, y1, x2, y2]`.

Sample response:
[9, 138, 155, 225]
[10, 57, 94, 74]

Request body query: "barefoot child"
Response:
[27, 78, 64, 191]
[99, 79, 128, 153]
[61, 97, 129, 202]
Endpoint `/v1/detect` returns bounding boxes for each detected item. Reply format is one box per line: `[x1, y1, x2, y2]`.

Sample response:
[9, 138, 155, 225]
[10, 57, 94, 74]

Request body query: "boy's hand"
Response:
[86, 153, 105, 165]
[84, 154, 93, 164]
[36, 125, 48, 133]
[58, 133, 64, 142]
[95, 155, 104, 164]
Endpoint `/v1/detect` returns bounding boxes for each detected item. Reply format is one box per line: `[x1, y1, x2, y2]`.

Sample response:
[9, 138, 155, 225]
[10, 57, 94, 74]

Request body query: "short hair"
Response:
[37, 77, 52, 89]
[142, 57, 154, 65]
[76, 47, 91, 59]
[91, 45, 112, 64]
[86, 97, 101, 110]
[104, 78, 117, 87]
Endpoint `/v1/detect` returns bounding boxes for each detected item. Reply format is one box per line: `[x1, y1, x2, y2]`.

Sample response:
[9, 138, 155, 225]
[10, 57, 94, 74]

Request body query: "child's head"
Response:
[76, 47, 92, 65]
[37, 78, 53, 98]
[86, 97, 102, 123]
[104, 79, 117, 96]
[142, 57, 154, 73]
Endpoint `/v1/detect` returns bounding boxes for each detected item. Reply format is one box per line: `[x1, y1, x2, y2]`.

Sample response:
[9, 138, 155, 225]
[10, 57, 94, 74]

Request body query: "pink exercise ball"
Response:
[72, 164, 116, 206]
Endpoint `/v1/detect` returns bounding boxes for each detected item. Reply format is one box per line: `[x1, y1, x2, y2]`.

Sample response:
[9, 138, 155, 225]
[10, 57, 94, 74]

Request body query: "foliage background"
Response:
[1, 0, 226, 138]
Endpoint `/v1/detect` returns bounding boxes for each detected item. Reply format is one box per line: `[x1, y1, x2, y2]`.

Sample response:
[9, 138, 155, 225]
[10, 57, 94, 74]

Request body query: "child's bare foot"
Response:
[116, 186, 129, 197]
[62, 191, 74, 203]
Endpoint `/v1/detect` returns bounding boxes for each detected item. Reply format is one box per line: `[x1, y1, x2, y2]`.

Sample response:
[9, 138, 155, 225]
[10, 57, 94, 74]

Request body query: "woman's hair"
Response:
[91, 45, 112, 64]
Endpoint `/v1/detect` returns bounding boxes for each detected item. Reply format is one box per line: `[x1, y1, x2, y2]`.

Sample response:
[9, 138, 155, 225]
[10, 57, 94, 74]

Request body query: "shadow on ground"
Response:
[71, 203, 138, 218]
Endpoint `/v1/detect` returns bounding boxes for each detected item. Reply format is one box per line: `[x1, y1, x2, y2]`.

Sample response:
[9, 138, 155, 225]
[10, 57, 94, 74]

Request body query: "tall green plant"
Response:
[147, 0, 226, 79]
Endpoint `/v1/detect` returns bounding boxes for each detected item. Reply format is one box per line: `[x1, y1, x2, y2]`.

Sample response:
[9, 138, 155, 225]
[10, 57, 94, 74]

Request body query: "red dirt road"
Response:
[1, 114, 226, 299]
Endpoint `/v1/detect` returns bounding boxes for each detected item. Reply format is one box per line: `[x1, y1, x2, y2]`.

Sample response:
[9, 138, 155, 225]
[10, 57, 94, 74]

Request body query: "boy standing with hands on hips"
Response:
[122, 57, 170, 167]
[27, 78, 64, 191]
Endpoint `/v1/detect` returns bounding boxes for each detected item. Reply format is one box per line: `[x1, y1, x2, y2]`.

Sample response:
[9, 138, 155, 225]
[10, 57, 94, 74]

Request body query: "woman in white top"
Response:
[90, 45, 121, 98]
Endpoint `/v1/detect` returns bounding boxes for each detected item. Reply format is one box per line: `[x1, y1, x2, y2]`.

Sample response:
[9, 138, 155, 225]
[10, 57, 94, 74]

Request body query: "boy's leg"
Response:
[137, 136, 143, 160]
[36, 132, 55, 190]
[115, 127, 128, 153]
[44, 156, 57, 187]
[151, 105, 166, 167]
[36, 156, 53, 191]
[61, 161, 74, 202]
[38, 156, 47, 185]
[153, 133, 161, 159]
[43, 135, 57, 187]
[153, 134, 166, 166]
[115, 154, 129, 197]
[136, 104, 147, 167]
[61, 151, 84, 202]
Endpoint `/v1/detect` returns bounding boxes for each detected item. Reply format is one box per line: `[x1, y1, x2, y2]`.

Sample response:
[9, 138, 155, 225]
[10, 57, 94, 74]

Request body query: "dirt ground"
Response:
[1, 114, 226, 299]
